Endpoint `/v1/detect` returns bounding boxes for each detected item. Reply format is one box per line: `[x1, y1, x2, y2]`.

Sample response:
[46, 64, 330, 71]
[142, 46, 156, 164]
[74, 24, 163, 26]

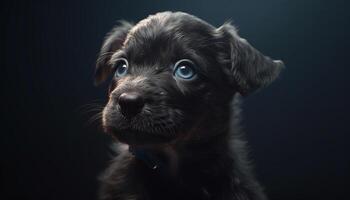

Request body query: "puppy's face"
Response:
[95, 12, 284, 146]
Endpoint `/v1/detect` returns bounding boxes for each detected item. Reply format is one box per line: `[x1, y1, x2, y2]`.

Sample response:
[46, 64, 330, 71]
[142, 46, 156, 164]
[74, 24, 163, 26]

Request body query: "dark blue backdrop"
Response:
[2, 0, 349, 199]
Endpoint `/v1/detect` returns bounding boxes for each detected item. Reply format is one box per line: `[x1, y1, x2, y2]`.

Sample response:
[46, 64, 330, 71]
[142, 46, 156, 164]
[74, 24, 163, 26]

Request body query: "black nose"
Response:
[118, 92, 144, 118]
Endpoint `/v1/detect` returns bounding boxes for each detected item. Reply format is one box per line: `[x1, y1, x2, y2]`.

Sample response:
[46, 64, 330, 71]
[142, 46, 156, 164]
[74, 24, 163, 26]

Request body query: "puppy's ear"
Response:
[94, 21, 133, 85]
[217, 23, 284, 95]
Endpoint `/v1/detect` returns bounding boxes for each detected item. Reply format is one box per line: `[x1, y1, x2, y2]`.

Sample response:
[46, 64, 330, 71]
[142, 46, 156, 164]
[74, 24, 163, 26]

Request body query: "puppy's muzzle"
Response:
[117, 92, 145, 118]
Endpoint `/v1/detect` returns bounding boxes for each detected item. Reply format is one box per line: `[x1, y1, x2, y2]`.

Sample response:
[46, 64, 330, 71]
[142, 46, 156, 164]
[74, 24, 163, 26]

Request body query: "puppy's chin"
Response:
[104, 126, 176, 146]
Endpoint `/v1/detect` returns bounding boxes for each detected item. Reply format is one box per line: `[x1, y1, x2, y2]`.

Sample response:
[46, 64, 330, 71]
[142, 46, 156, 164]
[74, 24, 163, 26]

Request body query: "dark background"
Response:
[2, 0, 349, 199]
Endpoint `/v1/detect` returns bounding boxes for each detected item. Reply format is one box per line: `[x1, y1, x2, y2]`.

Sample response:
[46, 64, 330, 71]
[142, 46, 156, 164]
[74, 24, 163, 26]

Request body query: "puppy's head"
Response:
[95, 12, 284, 146]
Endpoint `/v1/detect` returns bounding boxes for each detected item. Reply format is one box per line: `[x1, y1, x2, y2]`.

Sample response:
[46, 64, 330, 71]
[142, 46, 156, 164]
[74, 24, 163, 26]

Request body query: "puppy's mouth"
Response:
[102, 103, 182, 145]
[105, 127, 173, 145]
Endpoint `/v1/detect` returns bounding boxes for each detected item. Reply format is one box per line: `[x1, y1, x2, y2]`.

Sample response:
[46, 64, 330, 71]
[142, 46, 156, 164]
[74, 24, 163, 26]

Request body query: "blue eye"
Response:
[173, 59, 196, 80]
[114, 59, 128, 78]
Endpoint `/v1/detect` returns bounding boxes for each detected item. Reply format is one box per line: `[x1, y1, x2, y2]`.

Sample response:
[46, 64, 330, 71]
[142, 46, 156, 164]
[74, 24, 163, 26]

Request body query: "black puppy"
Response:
[95, 11, 283, 200]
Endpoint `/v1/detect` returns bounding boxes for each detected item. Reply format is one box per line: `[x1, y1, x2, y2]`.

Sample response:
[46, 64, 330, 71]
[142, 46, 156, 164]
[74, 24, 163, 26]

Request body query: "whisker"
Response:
[85, 111, 103, 127]
[77, 100, 105, 128]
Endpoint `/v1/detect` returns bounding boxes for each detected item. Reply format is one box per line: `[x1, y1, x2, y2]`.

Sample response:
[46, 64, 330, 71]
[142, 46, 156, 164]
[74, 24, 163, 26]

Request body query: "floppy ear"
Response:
[217, 23, 284, 95]
[94, 21, 133, 85]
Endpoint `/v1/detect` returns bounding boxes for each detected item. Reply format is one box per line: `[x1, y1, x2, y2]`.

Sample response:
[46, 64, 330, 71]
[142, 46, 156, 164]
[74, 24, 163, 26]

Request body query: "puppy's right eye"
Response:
[114, 59, 129, 78]
[173, 59, 196, 80]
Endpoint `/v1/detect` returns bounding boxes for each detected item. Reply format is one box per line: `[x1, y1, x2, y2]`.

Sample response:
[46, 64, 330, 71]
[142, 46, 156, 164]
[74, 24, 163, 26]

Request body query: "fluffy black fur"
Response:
[94, 11, 284, 200]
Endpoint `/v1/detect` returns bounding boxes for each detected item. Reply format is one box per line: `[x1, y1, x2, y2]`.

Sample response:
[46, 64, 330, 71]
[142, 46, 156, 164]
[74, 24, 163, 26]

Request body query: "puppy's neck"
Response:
[128, 129, 231, 178]
[128, 143, 179, 176]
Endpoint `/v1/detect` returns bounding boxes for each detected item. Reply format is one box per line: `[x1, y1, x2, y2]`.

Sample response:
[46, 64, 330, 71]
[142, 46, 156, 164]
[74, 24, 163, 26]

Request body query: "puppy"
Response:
[95, 11, 283, 200]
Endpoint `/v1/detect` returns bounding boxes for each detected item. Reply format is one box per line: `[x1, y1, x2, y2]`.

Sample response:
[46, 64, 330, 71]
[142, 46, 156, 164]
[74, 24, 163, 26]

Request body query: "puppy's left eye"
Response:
[114, 59, 129, 78]
[173, 59, 196, 80]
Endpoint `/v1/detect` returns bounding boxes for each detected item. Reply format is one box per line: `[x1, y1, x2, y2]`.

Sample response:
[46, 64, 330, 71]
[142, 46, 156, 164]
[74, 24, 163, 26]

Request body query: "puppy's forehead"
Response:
[123, 12, 216, 66]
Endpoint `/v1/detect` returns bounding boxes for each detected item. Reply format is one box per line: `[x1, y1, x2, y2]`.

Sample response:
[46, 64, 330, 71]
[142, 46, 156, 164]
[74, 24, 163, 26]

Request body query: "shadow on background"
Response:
[2, 0, 349, 199]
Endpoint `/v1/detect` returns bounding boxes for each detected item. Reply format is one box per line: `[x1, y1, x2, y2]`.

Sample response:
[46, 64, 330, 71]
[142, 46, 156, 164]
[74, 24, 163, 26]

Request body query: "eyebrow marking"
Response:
[109, 50, 126, 65]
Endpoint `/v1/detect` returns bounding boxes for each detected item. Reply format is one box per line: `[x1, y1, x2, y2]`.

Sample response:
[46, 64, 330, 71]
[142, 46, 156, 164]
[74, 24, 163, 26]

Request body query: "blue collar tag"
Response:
[129, 146, 164, 170]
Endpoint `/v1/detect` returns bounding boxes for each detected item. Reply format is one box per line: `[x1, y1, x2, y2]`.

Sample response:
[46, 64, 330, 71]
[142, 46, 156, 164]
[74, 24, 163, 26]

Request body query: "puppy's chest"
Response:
[145, 179, 212, 200]
[143, 170, 226, 200]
